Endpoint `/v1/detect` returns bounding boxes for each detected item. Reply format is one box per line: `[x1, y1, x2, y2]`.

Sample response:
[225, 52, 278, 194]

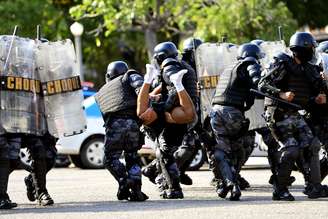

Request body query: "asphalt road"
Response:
[1, 167, 328, 219]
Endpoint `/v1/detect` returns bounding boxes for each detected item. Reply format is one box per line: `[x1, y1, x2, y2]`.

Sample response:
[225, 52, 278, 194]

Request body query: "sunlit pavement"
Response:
[2, 166, 328, 219]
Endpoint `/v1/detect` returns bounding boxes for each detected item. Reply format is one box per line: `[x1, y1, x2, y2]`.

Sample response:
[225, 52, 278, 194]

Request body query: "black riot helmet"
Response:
[237, 43, 264, 60]
[153, 42, 178, 65]
[317, 41, 328, 54]
[182, 38, 203, 53]
[250, 39, 264, 46]
[106, 61, 128, 82]
[289, 32, 317, 63]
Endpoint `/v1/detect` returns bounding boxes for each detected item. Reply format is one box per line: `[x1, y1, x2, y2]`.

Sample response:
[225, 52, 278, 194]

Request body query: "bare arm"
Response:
[165, 69, 196, 124]
[137, 83, 151, 117]
[165, 89, 196, 124]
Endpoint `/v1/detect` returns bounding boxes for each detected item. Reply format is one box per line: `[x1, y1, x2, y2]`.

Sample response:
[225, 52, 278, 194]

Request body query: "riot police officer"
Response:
[137, 41, 197, 199]
[306, 40, 328, 183]
[259, 32, 328, 200]
[23, 132, 57, 206]
[172, 37, 204, 185]
[0, 36, 48, 209]
[181, 38, 203, 70]
[210, 43, 262, 201]
[95, 61, 148, 201]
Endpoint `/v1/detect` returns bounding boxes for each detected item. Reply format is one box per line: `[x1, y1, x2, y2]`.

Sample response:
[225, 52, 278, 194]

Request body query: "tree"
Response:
[0, 0, 71, 39]
[70, 0, 297, 60]
[191, 0, 297, 43]
[279, 0, 328, 28]
[70, 0, 204, 60]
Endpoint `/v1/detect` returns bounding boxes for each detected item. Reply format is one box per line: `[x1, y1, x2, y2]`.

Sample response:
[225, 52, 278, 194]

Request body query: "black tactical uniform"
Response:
[259, 32, 328, 200]
[172, 38, 204, 185]
[146, 42, 197, 199]
[210, 43, 262, 201]
[306, 41, 328, 183]
[95, 61, 148, 201]
[0, 134, 20, 209]
[23, 132, 57, 206]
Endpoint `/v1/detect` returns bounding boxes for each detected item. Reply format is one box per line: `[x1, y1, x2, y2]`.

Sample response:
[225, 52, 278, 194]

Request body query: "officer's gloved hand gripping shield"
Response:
[35, 39, 86, 138]
[0, 36, 46, 135]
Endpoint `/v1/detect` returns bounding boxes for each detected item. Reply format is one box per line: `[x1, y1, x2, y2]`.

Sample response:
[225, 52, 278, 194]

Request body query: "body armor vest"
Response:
[95, 71, 138, 116]
[212, 61, 251, 109]
[264, 54, 313, 108]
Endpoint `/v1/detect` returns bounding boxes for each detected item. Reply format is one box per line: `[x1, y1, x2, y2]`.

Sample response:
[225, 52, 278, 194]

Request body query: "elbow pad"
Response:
[247, 63, 261, 85]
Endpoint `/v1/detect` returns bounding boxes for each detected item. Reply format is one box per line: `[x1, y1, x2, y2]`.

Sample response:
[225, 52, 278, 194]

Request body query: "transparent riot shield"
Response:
[245, 40, 288, 130]
[35, 39, 86, 138]
[195, 43, 238, 122]
[259, 40, 287, 67]
[0, 36, 46, 135]
[319, 52, 328, 76]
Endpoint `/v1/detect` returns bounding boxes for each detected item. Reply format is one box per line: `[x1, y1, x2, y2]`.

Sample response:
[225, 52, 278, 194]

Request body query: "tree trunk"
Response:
[144, 28, 158, 61]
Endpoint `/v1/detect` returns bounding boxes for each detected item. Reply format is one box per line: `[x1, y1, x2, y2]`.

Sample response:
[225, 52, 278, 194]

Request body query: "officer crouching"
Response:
[210, 43, 262, 201]
[95, 61, 148, 201]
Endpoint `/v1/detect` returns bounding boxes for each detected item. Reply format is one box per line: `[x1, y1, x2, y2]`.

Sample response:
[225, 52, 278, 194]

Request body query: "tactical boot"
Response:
[272, 189, 295, 201]
[180, 173, 192, 185]
[229, 184, 241, 201]
[129, 180, 149, 202]
[238, 176, 250, 190]
[141, 166, 157, 184]
[216, 181, 233, 199]
[24, 176, 36, 202]
[161, 189, 184, 199]
[307, 184, 328, 199]
[37, 191, 54, 206]
[0, 194, 17, 210]
[129, 191, 149, 202]
[117, 179, 131, 201]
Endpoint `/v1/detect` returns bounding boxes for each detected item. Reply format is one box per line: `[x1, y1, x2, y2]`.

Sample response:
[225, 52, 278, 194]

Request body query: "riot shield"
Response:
[245, 40, 288, 130]
[195, 43, 238, 122]
[0, 36, 46, 135]
[259, 40, 287, 67]
[35, 39, 86, 138]
[319, 52, 328, 76]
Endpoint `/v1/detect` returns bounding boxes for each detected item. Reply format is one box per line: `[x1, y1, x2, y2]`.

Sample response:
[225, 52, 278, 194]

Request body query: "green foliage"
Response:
[71, 0, 297, 52]
[0, 0, 70, 39]
[279, 0, 328, 28]
[192, 0, 297, 44]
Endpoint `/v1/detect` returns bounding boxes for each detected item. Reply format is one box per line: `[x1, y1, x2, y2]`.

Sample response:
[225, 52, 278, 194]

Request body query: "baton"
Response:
[250, 89, 302, 110]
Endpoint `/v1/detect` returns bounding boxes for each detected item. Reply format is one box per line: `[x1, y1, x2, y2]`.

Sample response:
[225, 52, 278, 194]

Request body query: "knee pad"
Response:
[167, 163, 179, 177]
[127, 164, 141, 181]
[173, 146, 194, 161]
[310, 137, 321, 154]
[214, 149, 227, 163]
[280, 147, 299, 163]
